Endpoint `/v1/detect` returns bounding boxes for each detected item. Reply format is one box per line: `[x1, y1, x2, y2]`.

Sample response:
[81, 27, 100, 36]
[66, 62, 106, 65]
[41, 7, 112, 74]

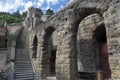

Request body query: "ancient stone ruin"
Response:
[1, 0, 120, 80]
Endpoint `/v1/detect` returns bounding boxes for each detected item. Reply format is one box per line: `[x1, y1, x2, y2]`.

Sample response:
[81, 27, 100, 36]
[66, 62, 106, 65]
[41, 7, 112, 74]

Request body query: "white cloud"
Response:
[46, 0, 59, 5]
[0, 0, 24, 12]
[24, 1, 33, 11]
[37, 0, 44, 6]
[45, 0, 59, 11]
[0, 0, 68, 13]
[60, 5, 63, 8]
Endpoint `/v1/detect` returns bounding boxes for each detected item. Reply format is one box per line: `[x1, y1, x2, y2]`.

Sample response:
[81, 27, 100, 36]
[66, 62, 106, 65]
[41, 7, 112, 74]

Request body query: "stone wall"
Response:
[0, 50, 7, 71]
[104, 4, 120, 79]
[26, 0, 120, 80]
[0, 50, 8, 80]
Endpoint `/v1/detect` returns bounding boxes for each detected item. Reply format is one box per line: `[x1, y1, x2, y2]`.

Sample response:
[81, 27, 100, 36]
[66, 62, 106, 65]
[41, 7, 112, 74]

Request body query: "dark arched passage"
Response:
[94, 24, 111, 79]
[39, 26, 56, 79]
[45, 26, 56, 76]
[77, 13, 111, 80]
[32, 36, 38, 59]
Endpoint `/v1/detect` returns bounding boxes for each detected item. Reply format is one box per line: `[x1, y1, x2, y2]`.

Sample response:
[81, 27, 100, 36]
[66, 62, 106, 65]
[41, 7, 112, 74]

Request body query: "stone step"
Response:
[15, 61, 31, 63]
[15, 74, 34, 78]
[15, 73, 34, 76]
[14, 77, 35, 80]
[14, 71, 34, 74]
[15, 67, 32, 68]
[16, 57, 30, 59]
[15, 64, 32, 66]
[15, 65, 32, 68]
[15, 59, 31, 61]
[46, 77, 56, 80]
[15, 68, 33, 70]
[15, 63, 32, 65]
[15, 77, 34, 79]
[15, 68, 34, 71]
[14, 49, 35, 80]
[15, 66, 32, 68]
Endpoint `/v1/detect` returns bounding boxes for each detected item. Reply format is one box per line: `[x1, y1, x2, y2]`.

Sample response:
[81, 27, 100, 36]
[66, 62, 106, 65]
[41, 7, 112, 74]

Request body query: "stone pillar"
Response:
[56, 22, 78, 80]
[10, 47, 15, 60]
[33, 17, 41, 28]
[34, 31, 50, 79]
[8, 61, 14, 80]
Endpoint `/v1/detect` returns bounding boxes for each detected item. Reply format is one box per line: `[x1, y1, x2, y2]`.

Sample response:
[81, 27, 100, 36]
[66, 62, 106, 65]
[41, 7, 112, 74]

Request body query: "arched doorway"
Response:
[38, 26, 56, 79]
[32, 36, 38, 59]
[45, 26, 56, 76]
[77, 13, 111, 80]
[94, 24, 111, 79]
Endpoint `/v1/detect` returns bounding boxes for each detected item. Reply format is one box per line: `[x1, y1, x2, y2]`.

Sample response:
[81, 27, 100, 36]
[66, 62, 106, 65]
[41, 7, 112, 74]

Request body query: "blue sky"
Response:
[0, 0, 73, 14]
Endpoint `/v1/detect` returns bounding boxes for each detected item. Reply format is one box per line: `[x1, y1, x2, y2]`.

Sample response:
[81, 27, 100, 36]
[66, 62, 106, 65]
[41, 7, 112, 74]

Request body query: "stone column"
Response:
[10, 42, 16, 61]
[8, 61, 14, 80]
[56, 22, 78, 80]
[10, 47, 15, 60]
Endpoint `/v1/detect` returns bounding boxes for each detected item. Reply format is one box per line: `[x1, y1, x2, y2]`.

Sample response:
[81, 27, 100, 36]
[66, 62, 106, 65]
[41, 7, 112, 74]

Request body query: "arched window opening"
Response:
[32, 36, 38, 59]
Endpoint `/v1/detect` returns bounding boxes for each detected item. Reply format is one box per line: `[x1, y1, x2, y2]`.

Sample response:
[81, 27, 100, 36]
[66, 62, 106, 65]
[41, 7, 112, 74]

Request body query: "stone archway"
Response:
[37, 26, 56, 79]
[77, 13, 111, 79]
[56, 7, 106, 80]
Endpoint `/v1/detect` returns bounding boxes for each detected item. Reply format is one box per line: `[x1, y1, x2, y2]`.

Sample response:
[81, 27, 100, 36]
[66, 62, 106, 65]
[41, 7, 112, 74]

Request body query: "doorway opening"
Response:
[94, 24, 111, 79]
[32, 36, 38, 59]
[50, 49, 56, 76]
[45, 26, 56, 77]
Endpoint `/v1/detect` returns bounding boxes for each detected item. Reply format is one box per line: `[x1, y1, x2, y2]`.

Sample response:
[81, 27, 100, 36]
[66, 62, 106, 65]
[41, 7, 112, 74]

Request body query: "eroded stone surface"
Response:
[1, 0, 120, 80]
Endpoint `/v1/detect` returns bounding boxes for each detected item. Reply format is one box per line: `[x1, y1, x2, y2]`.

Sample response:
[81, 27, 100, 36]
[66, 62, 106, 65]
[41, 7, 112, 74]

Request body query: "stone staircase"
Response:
[14, 49, 35, 80]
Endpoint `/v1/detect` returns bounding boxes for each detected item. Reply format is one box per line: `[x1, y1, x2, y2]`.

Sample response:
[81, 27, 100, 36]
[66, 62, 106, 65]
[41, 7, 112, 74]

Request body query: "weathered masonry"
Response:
[1, 0, 120, 80]
[26, 0, 120, 80]
[0, 22, 7, 48]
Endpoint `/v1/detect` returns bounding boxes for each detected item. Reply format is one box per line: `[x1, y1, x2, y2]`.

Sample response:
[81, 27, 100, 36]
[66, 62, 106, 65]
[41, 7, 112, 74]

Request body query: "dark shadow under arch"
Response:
[32, 35, 38, 59]
[40, 26, 56, 78]
[45, 26, 56, 36]
[45, 26, 56, 76]
[94, 24, 111, 79]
